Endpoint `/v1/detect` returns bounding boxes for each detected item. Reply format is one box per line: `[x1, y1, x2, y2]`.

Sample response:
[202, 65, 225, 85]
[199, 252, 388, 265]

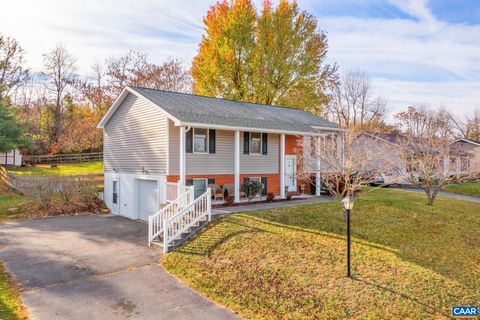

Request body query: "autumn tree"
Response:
[323, 71, 390, 132]
[106, 51, 191, 96]
[43, 45, 76, 150]
[448, 109, 480, 141]
[192, 0, 337, 113]
[0, 34, 29, 100]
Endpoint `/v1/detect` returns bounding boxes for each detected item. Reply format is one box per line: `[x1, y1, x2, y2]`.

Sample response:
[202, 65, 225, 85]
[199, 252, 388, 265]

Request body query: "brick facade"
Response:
[166, 134, 314, 197]
[167, 173, 281, 196]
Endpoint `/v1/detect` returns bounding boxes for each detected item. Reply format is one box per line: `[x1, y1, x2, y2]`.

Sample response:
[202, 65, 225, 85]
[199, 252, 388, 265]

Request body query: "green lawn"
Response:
[163, 188, 480, 319]
[9, 161, 103, 176]
[0, 263, 26, 320]
[444, 182, 480, 198]
[0, 192, 31, 222]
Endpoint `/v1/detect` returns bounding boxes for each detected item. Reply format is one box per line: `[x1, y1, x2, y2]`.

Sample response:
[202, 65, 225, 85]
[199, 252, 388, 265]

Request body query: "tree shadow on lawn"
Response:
[246, 198, 480, 286]
[175, 218, 269, 256]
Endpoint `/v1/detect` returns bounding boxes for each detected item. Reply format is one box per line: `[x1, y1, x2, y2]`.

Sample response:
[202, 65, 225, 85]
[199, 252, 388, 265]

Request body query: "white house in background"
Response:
[0, 149, 22, 167]
[97, 86, 344, 250]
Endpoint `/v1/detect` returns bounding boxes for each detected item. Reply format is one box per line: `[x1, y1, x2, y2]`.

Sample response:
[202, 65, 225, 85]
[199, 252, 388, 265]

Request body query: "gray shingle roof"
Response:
[131, 87, 340, 134]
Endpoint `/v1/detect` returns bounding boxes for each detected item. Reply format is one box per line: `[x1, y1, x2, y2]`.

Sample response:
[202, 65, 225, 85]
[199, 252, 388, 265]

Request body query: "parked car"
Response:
[370, 172, 411, 187]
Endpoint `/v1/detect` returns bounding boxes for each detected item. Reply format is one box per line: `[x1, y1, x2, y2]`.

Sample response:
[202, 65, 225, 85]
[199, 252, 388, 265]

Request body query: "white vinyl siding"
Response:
[104, 93, 168, 175]
[169, 121, 279, 175]
[240, 133, 279, 174]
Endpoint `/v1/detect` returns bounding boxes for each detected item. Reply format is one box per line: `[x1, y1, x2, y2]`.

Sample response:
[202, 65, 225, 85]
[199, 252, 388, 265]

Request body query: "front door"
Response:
[286, 156, 297, 192]
[137, 180, 159, 221]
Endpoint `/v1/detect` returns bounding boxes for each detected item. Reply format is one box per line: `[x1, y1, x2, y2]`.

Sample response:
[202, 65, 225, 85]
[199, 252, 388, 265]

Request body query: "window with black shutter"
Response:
[186, 179, 193, 186]
[209, 129, 216, 154]
[262, 133, 268, 155]
[243, 132, 250, 154]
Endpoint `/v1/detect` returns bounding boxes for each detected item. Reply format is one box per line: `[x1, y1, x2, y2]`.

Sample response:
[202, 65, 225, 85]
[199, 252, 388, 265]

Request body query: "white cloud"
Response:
[0, 0, 478, 116]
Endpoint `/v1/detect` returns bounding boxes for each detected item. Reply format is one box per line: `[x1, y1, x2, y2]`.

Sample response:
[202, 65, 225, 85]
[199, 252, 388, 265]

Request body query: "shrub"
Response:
[21, 176, 57, 209]
[242, 180, 263, 200]
[76, 176, 99, 207]
[286, 194, 293, 200]
[57, 176, 78, 205]
[266, 192, 275, 202]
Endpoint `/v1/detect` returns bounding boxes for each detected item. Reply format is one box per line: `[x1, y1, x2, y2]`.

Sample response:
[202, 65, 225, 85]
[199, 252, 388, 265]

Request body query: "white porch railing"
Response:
[162, 188, 211, 253]
[148, 186, 194, 246]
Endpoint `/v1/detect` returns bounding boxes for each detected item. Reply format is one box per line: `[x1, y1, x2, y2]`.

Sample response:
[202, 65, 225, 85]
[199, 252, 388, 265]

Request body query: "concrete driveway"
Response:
[0, 215, 239, 320]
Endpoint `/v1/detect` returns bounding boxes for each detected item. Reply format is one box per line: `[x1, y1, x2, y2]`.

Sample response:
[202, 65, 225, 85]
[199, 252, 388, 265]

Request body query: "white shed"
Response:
[0, 149, 22, 167]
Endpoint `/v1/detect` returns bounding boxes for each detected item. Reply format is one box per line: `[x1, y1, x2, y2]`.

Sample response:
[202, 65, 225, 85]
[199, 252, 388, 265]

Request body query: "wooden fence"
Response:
[23, 152, 103, 165]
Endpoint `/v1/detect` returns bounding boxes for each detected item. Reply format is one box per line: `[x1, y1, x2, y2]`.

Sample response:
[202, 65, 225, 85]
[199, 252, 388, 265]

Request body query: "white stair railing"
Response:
[148, 186, 194, 246]
[163, 188, 211, 253]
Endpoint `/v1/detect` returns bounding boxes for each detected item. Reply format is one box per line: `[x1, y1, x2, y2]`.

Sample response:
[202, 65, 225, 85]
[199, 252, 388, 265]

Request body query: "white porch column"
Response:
[280, 134, 286, 198]
[179, 126, 186, 187]
[316, 136, 321, 196]
[234, 130, 240, 203]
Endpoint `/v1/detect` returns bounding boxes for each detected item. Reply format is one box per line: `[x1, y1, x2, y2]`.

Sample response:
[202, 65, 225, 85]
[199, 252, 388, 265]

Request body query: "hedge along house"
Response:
[98, 86, 344, 223]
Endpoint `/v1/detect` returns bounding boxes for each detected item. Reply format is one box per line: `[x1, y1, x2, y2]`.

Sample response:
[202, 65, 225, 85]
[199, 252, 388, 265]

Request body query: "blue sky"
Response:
[1, 0, 479, 115]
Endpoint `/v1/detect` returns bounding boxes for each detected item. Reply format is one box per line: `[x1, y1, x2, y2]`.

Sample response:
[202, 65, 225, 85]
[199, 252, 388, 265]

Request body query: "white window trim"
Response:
[249, 132, 262, 155]
[193, 128, 209, 154]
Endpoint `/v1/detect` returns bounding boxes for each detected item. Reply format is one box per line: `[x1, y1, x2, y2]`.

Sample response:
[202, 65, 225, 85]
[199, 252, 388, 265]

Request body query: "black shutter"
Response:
[243, 132, 250, 154]
[207, 178, 215, 185]
[186, 129, 193, 153]
[186, 179, 193, 186]
[209, 129, 216, 154]
[262, 133, 268, 155]
[261, 177, 267, 195]
[309, 174, 316, 195]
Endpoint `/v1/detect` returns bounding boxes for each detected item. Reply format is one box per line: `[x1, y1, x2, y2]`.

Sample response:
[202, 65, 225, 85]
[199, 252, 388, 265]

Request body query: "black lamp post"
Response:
[341, 196, 354, 278]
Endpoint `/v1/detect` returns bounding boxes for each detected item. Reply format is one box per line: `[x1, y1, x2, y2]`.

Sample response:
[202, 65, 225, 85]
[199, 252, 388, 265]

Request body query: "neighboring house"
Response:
[356, 132, 408, 185]
[0, 149, 22, 167]
[449, 138, 480, 174]
[98, 86, 343, 222]
[358, 133, 480, 185]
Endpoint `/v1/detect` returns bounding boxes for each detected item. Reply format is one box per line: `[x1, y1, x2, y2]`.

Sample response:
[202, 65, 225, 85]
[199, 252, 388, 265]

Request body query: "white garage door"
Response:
[137, 180, 159, 221]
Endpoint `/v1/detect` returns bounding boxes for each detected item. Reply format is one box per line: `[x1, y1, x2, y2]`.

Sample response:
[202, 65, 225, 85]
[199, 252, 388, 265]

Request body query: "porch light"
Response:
[341, 196, 354, 210]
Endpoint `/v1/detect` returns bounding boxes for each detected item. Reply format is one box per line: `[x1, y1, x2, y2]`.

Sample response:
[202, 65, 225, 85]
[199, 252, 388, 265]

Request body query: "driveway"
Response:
[0, 215, 239, 320]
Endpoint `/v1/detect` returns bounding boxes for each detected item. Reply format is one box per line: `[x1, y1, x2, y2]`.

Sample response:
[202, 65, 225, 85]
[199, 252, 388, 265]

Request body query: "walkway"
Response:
[213, 196, 334, 214]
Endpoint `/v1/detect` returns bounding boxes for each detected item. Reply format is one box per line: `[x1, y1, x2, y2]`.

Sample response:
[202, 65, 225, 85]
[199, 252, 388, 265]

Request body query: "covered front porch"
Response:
[171, 126, 324, 203]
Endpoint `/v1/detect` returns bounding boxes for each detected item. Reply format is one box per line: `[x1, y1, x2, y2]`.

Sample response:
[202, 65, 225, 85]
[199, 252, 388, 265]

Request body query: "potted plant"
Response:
[299, 184, 306, 194]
